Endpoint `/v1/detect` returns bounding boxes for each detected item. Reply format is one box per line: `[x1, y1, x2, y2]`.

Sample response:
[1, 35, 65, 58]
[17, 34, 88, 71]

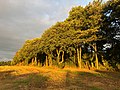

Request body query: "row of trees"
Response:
[12, 0, 120, 70]
[0, 61, 11, 66]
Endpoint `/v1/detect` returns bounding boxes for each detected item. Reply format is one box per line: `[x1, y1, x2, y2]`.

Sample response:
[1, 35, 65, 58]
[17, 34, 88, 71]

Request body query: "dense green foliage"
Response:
[0, 61, 11, 66]
[12, 0, 120, 71]
[100, 0, 120, 70]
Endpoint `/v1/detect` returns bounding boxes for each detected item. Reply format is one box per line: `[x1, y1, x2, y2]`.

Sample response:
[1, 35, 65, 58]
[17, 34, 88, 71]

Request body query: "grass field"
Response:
[0, 66, 120, 90]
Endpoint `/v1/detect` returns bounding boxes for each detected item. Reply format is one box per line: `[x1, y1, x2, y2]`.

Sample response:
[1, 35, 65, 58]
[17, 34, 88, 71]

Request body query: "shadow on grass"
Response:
[0, 69, 120, 90]
[15, 73, 49, 89]
[0, 70, 49, 90]
[0, 70, 16, 80]
[65, 70, 103, 90]
[95, 70, 120, 79]
[65, 70, 120, 90]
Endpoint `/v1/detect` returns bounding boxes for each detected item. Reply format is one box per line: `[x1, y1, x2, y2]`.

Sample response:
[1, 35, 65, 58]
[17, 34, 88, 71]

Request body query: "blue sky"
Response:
[0, 0, 108, 61]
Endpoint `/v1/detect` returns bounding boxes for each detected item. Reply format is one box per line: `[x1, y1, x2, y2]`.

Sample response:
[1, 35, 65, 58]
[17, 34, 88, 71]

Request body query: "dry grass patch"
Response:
[0, 66, 120, 90]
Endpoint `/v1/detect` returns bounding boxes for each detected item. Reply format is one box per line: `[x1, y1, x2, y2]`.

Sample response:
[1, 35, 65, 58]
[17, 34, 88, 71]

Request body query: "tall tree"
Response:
[101, 0, 120, 70]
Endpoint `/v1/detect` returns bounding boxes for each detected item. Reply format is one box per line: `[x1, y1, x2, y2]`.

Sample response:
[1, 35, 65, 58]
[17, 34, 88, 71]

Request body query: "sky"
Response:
[0, 0, 108, 61]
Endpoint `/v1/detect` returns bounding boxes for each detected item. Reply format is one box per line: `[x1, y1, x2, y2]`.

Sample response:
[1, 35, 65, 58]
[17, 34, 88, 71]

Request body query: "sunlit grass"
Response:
[0, 66, 120, 90]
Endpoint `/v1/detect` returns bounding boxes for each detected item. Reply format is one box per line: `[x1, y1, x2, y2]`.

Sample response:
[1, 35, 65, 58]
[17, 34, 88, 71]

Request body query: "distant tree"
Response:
[12, 38, 41, 65]
[0, 61, 11, 66]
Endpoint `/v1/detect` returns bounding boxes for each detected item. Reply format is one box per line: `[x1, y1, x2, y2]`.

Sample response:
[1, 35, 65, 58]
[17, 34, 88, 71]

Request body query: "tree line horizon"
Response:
[12, 0, 120, 71]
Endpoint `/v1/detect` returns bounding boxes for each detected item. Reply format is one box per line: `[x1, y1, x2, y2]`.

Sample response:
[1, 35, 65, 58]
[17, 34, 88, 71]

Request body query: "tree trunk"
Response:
[74, 51, 76, 63]
[79, 47, 82, 69]
[90, 52, 95, 68]
[56, 49, 64, 64]
[46, 55, 48, 67]
[94, 43, 99, 69]
[86, 61, 90, 70]
[34, 57, 37, 66]
[56, 49, 60, 64]
[74, 51, 77, 67]
[32, 58, 34, 65]
[77, 47, 82, 69]
[77, 48, 80, 68]
[91, 62, 94, 68]
[59, 51, 64, 64]
[25, 59, 29, 65]
[38, 59, 41, 67]
[49, 55, 52, 66]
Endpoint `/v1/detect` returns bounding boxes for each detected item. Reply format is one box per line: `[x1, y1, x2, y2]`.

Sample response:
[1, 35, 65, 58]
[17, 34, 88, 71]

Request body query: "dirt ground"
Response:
[0, 66, 120, 90]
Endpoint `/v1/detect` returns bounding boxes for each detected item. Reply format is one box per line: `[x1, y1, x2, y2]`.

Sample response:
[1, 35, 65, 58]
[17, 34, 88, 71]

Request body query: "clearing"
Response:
[0, 66, 120, 90]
